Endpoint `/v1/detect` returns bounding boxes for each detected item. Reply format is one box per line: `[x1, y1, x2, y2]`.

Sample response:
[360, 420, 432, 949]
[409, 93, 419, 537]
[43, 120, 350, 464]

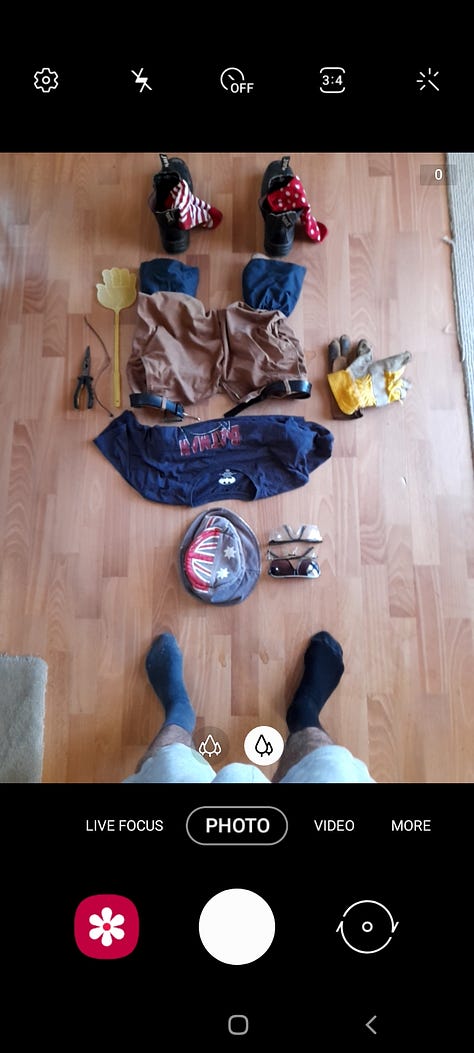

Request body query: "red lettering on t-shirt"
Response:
[229, 425, 241, 445]
[178, 423, 242, 457]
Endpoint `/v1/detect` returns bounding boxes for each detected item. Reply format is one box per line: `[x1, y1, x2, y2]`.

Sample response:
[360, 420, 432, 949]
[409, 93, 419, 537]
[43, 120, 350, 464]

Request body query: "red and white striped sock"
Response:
[165, 179, 223, 231]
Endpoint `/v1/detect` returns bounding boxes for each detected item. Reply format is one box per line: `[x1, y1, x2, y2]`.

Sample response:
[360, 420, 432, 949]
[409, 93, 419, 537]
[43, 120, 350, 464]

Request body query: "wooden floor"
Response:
[1, 152, 473, 783]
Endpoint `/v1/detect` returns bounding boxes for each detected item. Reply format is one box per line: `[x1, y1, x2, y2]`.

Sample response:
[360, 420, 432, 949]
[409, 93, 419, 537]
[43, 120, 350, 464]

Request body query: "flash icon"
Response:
[131, 68, 152, 92]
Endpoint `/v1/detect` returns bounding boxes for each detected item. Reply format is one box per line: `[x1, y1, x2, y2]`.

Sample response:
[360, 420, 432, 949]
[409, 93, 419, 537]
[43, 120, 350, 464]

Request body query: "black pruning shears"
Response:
[73, 346, 94, 409]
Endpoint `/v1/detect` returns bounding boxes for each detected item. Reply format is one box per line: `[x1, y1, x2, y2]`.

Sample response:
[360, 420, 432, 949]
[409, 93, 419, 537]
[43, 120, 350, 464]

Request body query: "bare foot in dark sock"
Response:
[286, 631, 344, 733]
[145, 633, 196, 733]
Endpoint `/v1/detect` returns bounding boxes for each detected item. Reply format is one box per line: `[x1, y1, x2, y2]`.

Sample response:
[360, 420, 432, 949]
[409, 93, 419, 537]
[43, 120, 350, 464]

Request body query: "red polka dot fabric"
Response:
[267, 177, 328, 243]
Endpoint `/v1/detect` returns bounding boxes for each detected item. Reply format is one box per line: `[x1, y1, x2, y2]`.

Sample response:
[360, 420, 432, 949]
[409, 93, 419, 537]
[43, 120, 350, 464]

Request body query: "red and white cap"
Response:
[179, 507, 261, 605]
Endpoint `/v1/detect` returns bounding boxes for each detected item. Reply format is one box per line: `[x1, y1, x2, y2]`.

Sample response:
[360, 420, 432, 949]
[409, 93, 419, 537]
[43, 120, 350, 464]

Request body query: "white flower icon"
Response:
[89, 906, 125, 946]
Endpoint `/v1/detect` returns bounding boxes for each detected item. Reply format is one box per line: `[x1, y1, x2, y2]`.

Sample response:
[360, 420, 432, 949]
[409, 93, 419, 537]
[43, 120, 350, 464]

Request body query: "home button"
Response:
[228, 1014, 249, 1035]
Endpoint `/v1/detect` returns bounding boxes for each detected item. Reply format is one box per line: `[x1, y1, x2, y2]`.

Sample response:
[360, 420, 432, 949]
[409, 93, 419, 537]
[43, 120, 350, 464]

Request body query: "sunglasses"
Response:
[268, 524, 323, 545]
[266, 547, 321, 579]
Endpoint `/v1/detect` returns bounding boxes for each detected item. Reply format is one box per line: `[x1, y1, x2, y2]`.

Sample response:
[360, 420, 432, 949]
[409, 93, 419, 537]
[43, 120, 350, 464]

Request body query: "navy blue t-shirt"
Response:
[93, 411, 334, 507]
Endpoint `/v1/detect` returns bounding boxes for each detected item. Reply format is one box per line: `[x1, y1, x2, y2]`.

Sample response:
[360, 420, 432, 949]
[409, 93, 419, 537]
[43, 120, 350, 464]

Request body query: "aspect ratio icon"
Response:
[320, 67, 345, 93]
[220, 68, 254, 93]
[337, 899, 399, 953]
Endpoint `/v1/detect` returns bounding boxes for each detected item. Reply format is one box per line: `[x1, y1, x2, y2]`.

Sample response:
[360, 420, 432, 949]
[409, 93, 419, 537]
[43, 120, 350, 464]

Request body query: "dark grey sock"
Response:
[286, 631, 344, 733]
[145, 633, 196, 734]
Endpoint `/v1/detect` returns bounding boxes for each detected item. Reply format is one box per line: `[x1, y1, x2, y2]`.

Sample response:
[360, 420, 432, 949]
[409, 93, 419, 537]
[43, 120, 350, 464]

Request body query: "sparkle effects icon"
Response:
[416, 68, 439, 92]
[34, 68, 59, 92]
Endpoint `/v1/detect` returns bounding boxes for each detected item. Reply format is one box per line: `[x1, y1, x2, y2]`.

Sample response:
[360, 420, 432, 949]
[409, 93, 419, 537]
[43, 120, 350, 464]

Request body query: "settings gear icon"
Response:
[34, 68, 59, 93]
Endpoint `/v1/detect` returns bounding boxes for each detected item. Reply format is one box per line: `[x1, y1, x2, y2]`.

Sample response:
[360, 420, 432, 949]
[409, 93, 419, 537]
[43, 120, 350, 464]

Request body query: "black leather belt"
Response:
[224, 379, 312, 417]
[130, 379, 312, 420]
[129, 393, 200, 420]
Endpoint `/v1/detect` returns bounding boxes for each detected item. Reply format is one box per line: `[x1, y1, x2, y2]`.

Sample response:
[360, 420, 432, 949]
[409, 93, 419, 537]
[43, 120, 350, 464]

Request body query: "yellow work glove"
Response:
[328, 336, 412, 417]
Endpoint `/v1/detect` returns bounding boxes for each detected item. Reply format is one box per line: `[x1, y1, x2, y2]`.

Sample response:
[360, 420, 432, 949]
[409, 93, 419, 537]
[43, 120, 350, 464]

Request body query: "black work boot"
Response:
[149, 153, 193, 254]
[259, 156, 300, 257]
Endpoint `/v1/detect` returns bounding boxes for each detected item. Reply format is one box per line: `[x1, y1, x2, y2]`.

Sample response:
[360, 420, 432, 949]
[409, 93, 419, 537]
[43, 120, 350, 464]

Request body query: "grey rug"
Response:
[446, 152, 474, 455]
[0, 655, 48, 783]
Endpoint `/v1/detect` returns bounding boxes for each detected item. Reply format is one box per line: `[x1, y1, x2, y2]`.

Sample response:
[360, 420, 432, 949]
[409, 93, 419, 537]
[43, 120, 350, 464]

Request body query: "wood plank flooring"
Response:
[0, 152, 473, 783]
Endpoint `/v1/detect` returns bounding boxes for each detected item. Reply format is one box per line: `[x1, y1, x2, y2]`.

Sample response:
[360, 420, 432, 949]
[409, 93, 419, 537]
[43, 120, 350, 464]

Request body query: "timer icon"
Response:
[220, 67, 245, 90]
[219, 67, 254, 93]
[320, 67, 346, 93]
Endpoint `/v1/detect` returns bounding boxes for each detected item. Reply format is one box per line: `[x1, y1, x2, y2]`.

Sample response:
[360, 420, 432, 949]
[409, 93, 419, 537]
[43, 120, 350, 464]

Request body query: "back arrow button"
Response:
[365, 1015, 377, 1035]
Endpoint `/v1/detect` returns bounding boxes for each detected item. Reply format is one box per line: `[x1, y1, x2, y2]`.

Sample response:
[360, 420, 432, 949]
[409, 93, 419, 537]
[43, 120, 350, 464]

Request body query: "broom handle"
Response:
[113, 310, 121, 407]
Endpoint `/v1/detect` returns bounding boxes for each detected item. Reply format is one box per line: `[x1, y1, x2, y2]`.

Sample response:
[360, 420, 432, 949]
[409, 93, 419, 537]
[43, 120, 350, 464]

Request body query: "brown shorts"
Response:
[126, 291, 310, 415]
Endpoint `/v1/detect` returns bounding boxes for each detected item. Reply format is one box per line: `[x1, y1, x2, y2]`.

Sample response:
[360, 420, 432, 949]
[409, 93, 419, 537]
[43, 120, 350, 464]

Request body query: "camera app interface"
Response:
[1, 52, 472, 1044]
